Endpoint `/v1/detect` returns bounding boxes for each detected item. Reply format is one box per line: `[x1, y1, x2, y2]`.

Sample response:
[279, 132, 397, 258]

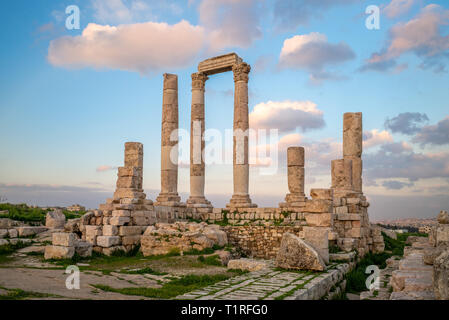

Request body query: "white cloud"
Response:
[361, 5, 449, 73]
[96, 165, 116, 172]
[384, 0, 415, 18]
[198, 0, 262, 53]
[249, 100, 325, 133]
[363, 129, 394, 149]
[48, 21, 205, 74]
[279, 32, 355, 83]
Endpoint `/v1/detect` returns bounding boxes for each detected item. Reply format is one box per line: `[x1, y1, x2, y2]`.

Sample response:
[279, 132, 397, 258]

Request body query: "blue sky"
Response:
[0, 0, 448, 220]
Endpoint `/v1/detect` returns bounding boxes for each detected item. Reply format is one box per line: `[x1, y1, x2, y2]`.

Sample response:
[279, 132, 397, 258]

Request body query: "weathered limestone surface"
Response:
[343, 112, 363, 192]
[45, 210, 66, 229]
[187, 72, 212, 208]
[140, 222, 227, 256]
[227, 258, 269, 272]
[331, 159, 353, 191]
[276, 233, 326, 271]
[433, 250, 449, 300]
[156, 74, 181, 205]
[227, 62, 256, 209]
[280, 147, 306, 208]
[44, 245, 75, 260]
[198, 52, 243, 75]
[438, 210, 449, 224]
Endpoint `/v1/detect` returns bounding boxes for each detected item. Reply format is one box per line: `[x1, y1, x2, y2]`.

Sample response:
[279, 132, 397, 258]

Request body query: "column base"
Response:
[154, 193, 184, 207]
[186, 196, 213, 208]
[226, 194, 257, 209]
[279, 193, 307, 208]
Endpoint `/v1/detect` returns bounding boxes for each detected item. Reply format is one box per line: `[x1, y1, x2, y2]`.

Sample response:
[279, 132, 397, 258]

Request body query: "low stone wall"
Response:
[223, 225, 303, 259]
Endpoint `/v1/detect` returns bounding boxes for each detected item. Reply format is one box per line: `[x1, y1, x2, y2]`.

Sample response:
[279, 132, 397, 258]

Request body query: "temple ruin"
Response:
[51, 53, 385, 264]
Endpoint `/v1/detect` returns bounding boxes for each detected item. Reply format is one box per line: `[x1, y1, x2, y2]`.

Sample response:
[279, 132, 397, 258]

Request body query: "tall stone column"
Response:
[155, 73, 181, 206]
[331, 159, 353, 191]
[227, 63, 256, 209]
[280, 147, 307, 208]
[187, 72, 212, 208]
[343, 112, 363, 193]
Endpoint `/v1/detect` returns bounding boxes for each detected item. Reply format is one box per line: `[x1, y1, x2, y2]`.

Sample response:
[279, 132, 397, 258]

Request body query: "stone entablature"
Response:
[198, 52, 243, 75]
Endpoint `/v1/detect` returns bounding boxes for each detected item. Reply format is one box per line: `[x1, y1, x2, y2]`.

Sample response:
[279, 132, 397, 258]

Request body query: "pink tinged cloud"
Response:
[363, 129, 393, 149]
[384, 0, 415, 18]
[47, 21, 205, 74]
[362, 4, 449, 72]
[249, 100, 325, 133]
[96, 165, 116, 172]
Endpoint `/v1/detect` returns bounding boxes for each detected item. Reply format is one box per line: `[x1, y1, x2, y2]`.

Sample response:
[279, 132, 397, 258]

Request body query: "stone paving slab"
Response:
[176, 261, 350, 300]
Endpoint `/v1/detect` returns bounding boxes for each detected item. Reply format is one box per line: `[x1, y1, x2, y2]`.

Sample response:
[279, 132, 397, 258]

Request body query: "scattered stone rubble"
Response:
[44, 232, 92, 259]
[0, 218, 48, 246]
[140, 222, 227, 256]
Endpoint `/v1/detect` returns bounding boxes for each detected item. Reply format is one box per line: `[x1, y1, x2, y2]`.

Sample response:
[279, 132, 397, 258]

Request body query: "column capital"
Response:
[192, 72, 208, 90]
[232, 62, 251, 83]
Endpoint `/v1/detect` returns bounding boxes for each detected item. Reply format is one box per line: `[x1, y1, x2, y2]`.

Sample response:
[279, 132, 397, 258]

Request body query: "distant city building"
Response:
[66, 204, 85, 212]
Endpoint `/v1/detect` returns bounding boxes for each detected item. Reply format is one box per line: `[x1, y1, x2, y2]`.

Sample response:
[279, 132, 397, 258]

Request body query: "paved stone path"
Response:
[176, 262, 348, 300]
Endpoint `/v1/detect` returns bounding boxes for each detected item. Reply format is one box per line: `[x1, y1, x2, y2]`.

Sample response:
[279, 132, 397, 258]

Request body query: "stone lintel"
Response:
[198, 53, 243, 75]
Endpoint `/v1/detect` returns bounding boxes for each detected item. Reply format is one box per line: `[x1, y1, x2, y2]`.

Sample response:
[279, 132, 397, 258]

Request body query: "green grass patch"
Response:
[0, 240, 31, 263]
[121, 267, 168, 276]
[0, 287, 60, 300]
[197, 255, 222, 266]
[382, 232, 406, 256]
[345, 251, 392, 294]
[0, 203, 84, 223]
[93, 274, 231, 299]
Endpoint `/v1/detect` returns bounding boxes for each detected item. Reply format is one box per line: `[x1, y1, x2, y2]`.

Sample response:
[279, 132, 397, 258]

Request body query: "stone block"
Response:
[303, 226, 329, 263]
[121, 235, 141, 245]
[119, 226, 143, 236]
[45, 210, 66, 229]
[17, 226, 47, 237]
[276, 233, 325, 271]
[52, 232, 77, 247]
[44, 245, 75, 260]
[227, 258, 269, 272]
[85, 225, 102, 237]
[304, 213, 333, 227]
[75, 241, 93, 257]
[303, 199, 332, 213]
[96, 236, 121, 248]
[310, 188, 333, 200]
[103, 225, 118, 236]
[110, 217, 130, 226]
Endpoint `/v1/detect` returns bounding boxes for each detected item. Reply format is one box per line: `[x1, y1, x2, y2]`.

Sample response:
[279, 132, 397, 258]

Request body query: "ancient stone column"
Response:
[343, 112, 363, 192]
[227, 63, 256, 208]
[280, 147, 306, 207]
[155, 74, 181, 205]
[187, 72, 212, 208]
[331, 159, 353, 191]
[113, 142, 146, 200]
